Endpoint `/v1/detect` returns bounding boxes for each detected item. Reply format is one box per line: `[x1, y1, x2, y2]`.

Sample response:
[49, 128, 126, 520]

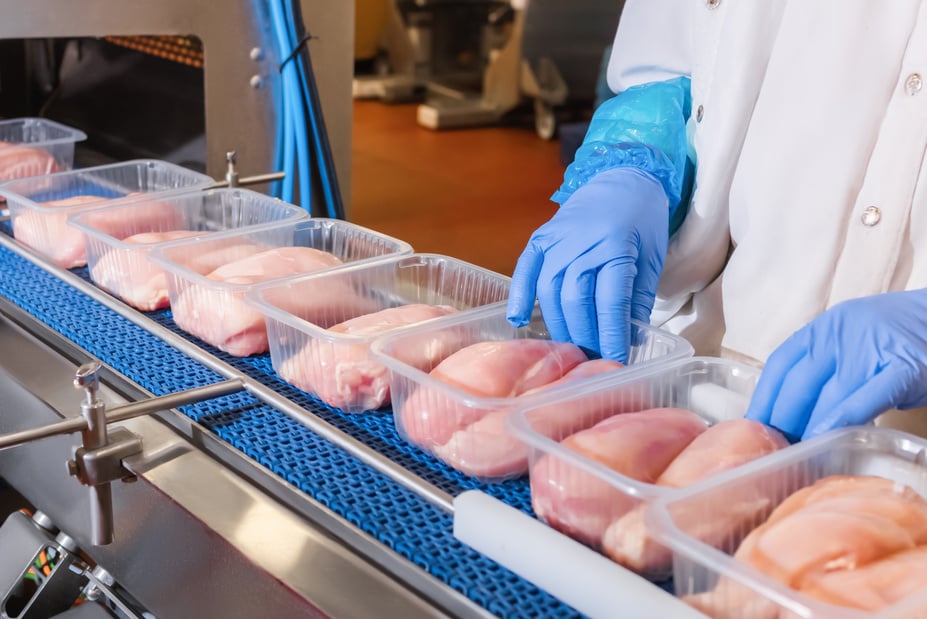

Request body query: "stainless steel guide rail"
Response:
[0, 231, 456, 513]
[0, 299, 489, 618]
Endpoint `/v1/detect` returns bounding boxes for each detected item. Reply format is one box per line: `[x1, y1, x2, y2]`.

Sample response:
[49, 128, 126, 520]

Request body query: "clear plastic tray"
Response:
[369, 304, 695, 482]
[0, 118, 87, 181]
[647, 427, 927, 618]
[505, 356, 767, 579]
[150, 218, 413, 357]
[0, 159, 214, 268]
[247, 253, 512, 413]
[69, 188, 309, 311]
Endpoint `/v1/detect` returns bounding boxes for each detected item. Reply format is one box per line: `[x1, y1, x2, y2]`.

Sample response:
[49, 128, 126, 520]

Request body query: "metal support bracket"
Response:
[0, 359, 246, 546]
[68, 427, 143, 489]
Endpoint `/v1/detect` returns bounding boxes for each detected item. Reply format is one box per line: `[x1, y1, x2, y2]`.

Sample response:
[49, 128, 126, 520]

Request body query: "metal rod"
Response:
[0, 379, 246, 451]
[208, 171, 286, 190]
[0, 233, 456, 513]
[106, 378, 246, 424]
[78, 363, 113, 545]
[89, 483, 114, 546]
[225, 150, 240, 188]
[0, 417, 86, 450]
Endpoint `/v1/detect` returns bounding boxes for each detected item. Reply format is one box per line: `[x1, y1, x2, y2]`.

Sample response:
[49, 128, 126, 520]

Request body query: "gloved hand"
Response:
[745, 289, 927, 440]
[506, 166, 669, 362]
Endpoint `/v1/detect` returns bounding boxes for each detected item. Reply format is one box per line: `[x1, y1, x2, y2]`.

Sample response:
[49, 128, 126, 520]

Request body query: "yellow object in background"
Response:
[355, 0, 391, 60]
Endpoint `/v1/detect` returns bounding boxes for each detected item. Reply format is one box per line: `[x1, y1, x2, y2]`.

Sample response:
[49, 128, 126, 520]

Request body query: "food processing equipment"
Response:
[0, 1, 706, 616]
[0, 197, 714, 617]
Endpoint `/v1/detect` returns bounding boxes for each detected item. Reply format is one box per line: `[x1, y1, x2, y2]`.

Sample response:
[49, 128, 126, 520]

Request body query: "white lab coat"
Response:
[607, 0, 927, 365]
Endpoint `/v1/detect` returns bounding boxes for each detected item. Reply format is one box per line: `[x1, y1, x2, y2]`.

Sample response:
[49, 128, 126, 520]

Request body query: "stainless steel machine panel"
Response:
[0, 0, 354, 206]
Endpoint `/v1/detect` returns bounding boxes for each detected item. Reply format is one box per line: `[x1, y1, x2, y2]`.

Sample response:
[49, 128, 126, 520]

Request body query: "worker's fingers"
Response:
[507, 241, 544, 328]
[802, 365, 910, 438]
[745, 328, 812, 428]
[595, 255, 639, 363]
[766, 351, 836, 439]
[560, 257, 602, 354]
[536, 255, 570, 344]
[629, 237, 664, 330]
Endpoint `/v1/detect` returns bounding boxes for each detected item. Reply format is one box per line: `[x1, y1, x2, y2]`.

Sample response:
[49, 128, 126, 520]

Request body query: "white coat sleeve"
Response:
[607, 0, 694, 94]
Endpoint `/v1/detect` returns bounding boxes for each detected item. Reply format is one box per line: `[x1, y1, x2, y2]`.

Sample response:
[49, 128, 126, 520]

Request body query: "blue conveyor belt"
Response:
[0, 237, 581, 618]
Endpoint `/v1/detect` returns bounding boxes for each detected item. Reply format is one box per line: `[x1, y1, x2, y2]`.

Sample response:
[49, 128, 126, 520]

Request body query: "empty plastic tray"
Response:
[69, 188, 309, 311]
[0, 159, 214, 268]
[248, 253, 511, 413]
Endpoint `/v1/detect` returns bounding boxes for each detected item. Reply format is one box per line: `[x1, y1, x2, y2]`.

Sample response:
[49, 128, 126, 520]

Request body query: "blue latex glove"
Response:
[506, 166, 669, 362]
[745, 289, 927, 440]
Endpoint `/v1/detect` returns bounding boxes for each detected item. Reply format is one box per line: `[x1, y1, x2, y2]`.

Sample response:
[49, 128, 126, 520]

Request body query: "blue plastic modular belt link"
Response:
[0, 240, 581, 618]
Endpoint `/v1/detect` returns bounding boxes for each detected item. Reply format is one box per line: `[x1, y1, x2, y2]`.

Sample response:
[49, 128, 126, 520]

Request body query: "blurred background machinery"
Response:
[0, 0, 353, 216]
[353, 0, 621, 139]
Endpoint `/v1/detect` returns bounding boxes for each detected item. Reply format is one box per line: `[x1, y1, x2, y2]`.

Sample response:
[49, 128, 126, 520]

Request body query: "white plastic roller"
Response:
[453, 490, 708, 619]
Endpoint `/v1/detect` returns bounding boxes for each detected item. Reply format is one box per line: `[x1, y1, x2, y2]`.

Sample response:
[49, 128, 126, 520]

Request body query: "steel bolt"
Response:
[55, 532, 79, 552]
[250, 75, 264, 89]
[91, 566, 115, 587]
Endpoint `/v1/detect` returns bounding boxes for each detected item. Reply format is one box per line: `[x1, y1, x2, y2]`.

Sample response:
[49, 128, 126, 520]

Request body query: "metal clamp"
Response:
[68, 427, 143, 488]
[225, 150, 240, 188]
[203, 148, 288, 190]
[0, 360, 245, 546]
[67, 362, 136, 546]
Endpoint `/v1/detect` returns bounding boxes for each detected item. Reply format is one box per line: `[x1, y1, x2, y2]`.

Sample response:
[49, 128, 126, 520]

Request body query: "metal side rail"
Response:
[0, 232, 581, 618]
[0, 311, 471, 618]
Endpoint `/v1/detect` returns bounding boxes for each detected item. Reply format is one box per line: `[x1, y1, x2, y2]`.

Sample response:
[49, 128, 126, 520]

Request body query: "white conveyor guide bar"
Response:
[453, 491, 709, 619]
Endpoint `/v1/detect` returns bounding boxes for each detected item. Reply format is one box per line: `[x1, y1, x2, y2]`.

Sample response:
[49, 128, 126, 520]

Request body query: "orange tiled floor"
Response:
[349, 100, 566, 277]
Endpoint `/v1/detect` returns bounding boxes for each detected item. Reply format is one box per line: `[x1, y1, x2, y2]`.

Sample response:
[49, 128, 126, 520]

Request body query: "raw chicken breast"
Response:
[13, 195, 107, 267]
[741, 484, 927, 588]
[90, 230, 202, 311]
[518, 359, 640, 439]
[799, 545, 927, 612]
[278, 303, 459, 412]
[744, 475, 897, 531]
[171, 246, 345, 356]
[13, 196, 179, 268]
[655, 420, 789, 488]
[205, 246, 342, 284]
[398, 339, 588, 449]
[687, 476, 927, 619]
[120, 230, 202, 245]
[0, 144, 58, 181]
[173, 240, 266, 276]
[685, 582, 782, 619]
[434, 359, 625, 479]
[531, 408, 706, 548]
[603, 420, 788, 579]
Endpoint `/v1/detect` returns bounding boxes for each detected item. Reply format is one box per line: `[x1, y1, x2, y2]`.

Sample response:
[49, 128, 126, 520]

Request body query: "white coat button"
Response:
[706, 0, 720, 8]
[906, 73, 923, 96]
[696, 105, 704, 122]
[861, 206, 882, 226]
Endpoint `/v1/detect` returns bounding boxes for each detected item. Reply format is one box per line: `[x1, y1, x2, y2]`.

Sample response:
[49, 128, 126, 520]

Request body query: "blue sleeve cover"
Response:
[552, 76, 693, 231]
